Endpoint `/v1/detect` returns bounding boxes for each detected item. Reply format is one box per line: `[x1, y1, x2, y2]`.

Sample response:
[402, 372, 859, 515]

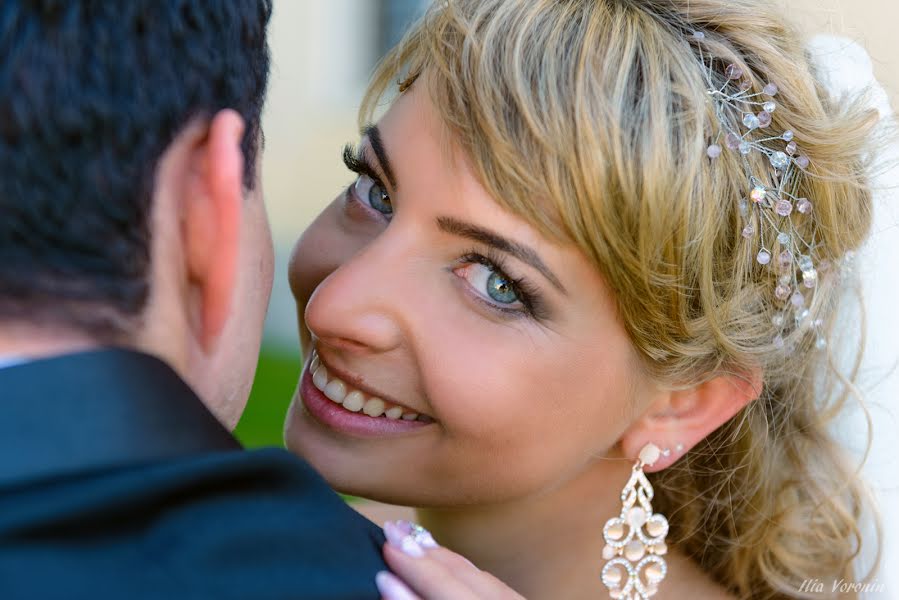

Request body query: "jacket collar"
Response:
[0, 348, 240, 485]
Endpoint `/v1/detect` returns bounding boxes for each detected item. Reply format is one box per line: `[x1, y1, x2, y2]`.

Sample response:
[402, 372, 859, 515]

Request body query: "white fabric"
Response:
[0, 356, 24, 371]
[808, 35, 899, 599]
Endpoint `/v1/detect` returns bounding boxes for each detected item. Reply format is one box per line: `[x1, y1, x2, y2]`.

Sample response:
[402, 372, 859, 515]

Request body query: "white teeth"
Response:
[362, 397, 386, 417]
[312, 366, 329, 391]
[310, 353, 430, 422]
[323, 380, 347, 403]
[343, 391, 365, 412]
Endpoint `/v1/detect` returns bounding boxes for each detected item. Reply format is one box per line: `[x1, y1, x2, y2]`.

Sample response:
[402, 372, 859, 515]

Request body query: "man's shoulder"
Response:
[0, 447, 387, 600]
[126, 446, 379, 534]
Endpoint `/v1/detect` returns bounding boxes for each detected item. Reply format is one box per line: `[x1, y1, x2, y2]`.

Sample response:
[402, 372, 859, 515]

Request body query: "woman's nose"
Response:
[302, 233, 408, 355]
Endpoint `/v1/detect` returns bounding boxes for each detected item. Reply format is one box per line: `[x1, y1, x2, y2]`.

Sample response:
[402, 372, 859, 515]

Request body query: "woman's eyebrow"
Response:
[436, 216, 568, 295]
[361, 124, 397, 190]
[357, 124, 565, 295]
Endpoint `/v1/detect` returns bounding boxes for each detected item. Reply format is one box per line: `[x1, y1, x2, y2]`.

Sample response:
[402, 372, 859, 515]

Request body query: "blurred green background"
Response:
[233, 346, 300, 448]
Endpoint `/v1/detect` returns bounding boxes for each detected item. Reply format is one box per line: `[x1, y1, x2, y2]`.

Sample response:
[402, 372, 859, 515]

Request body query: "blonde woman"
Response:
[284, 0, 889, 598]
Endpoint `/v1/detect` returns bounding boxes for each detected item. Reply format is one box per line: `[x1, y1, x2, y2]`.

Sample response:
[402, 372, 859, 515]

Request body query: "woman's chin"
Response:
[284, 398, 427, 505]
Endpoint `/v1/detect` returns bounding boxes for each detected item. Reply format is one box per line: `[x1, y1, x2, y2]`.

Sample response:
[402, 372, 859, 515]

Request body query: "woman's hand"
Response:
[376, 520, 526, 600]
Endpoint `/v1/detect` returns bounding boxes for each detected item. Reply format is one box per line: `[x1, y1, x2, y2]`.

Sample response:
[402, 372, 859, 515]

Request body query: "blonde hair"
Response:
[362, 1, 886, 597]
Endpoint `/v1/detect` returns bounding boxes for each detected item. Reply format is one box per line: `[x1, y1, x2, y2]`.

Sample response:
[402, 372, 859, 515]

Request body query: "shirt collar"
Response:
[0, 356, 24, 370]
[0, 348, 241, 485]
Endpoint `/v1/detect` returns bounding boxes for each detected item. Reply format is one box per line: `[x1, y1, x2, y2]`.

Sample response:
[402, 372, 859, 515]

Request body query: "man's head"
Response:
[0, 1, 275, 427]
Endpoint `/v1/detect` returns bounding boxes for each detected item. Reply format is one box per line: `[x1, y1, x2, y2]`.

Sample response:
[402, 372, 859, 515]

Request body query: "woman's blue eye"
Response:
[457, 262, 522, 306]
[454, 252, 546, 320]
[354, 174, 392, 215]
[486, 271, 519, 304]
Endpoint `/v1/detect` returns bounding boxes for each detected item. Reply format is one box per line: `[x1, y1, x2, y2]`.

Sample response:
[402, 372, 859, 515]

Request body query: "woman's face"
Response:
[285, 82, 650, 507]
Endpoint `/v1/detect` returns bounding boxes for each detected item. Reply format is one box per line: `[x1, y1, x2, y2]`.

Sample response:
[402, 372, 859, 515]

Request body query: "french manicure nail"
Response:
[383, 521, 407, 549]
[400, 535, 425, 557]
[393, 520, 414, 535]
[416, 530, 438, 549]
[398, 520, 439, 549]
[383, 521, 425, 557]
[375, 571, 419, 600]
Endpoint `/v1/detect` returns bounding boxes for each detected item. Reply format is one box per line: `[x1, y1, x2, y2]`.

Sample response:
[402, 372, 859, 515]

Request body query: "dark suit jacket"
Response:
[0, 349, 387, 599]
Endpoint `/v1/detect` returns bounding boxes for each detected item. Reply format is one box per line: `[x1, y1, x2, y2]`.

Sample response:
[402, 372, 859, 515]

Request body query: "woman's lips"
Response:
[299, 362, 434, 438]
[310, 349, 429, 420]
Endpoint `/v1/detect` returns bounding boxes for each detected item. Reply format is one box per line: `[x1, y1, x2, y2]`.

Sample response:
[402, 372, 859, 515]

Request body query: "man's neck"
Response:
[0, 323, 102, 364]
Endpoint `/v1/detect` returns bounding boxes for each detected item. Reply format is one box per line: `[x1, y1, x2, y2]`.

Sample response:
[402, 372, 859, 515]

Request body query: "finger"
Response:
[422, 546, 525, 599]
[422, 546, 476, 571]
[384, 521, 525, 599]
[376, 570, 422, 600]
[383, 542, 480, 600]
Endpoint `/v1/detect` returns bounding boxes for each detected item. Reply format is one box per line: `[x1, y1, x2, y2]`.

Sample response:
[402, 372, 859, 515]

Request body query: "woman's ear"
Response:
[620, 368, 763, 473]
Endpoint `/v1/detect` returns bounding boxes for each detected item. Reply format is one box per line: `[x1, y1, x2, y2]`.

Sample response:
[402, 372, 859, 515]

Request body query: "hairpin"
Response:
[689, 30, 839, 352]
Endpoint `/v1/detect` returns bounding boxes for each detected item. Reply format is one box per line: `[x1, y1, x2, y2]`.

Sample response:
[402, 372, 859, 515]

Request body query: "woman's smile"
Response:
[297, 346, 436, 439]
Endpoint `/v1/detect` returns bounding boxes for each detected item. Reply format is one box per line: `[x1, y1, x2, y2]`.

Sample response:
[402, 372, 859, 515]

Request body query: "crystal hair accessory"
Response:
[600, 443, 669, 599]
[690, 30, 842, 352]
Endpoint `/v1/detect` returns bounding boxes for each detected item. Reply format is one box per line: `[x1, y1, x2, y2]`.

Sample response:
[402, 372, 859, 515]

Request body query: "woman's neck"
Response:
[416, 459, 625, 598]
[415, 459, 735, 599]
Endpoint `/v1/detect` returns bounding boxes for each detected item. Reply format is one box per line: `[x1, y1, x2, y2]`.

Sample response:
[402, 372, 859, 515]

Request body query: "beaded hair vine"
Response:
[689, 30, 839, 352]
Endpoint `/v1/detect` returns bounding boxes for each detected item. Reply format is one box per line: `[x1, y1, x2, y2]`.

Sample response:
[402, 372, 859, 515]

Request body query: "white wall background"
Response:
[807, 34, 899, 597]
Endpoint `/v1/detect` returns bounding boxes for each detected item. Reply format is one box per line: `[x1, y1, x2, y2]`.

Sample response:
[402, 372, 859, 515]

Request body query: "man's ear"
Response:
[183, 109, 246, 353]
[620, 368, 763, 473]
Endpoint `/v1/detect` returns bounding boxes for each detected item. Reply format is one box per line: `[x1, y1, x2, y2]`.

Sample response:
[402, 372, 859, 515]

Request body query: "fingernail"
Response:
[383, 521, 425, 557]
[375, 571, 418, 600]
[397, 520, 439, 549]
[400, 536, 425, 557]
[383, 521, 406, 548]
[393, 520, 413, 535]
[415, 530, 438, 549]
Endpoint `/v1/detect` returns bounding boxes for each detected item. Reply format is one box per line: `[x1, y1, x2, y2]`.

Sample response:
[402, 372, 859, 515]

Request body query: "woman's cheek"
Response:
[426, 340, 540, 438]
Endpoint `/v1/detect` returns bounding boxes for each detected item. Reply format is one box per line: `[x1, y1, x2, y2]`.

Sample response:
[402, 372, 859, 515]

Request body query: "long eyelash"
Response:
[342, 143, 386, 189]
[459, 247, 548, 320]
